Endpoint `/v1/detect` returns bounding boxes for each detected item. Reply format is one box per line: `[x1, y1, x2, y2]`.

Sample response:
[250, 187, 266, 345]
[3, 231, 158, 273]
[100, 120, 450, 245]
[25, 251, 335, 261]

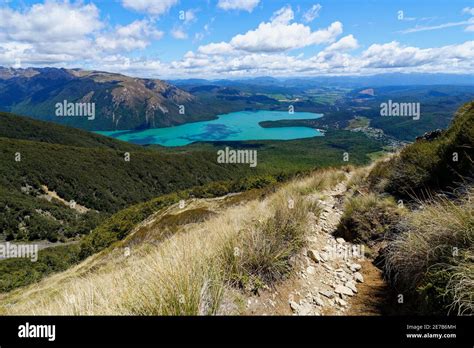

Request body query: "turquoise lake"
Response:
[95, 110, 324, 147]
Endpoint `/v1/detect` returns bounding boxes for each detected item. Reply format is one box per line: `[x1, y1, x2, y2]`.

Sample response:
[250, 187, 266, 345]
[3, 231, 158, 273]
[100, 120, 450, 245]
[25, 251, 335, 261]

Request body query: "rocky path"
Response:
[246, 174, 383, 315]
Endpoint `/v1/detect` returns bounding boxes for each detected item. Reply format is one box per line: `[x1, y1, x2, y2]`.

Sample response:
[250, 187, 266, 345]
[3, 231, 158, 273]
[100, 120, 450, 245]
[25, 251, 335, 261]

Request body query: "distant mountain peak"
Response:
[0, 67, 205, 131]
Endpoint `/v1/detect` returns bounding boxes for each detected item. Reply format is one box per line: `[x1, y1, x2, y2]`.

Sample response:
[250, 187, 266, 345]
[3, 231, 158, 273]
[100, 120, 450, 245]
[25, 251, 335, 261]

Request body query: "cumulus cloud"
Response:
[198, 6, 342, 54]
[210, 6, 341, 53]
[361, 41, 429, 68]
[1, 1, 472, 79]
[0, 1, 102, 65]
[359, 41, 474, 70]
[0, 2, 102, 43]
[154, 40, 474, 79]
[303, 4, 322, 23]
[217, 0, 260, 12]
[194, 23, 212, 42]
[96, 20, 163, 52]
[196, 5, 342, 55]
[122, 0, 178, 15]
[325, 34, 359, 52]
[229, 20, 342, 52]
[198, 42, 235, 55]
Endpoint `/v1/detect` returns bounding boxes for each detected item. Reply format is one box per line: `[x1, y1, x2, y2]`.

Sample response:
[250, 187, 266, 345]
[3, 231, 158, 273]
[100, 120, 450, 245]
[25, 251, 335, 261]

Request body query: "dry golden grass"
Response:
[0, 168, 349, 315]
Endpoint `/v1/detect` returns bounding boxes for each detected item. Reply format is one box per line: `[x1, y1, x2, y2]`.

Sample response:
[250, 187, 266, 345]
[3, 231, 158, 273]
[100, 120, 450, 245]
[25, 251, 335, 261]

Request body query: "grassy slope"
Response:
[341, 101, 474, 314]
[0, 168, 347, 314]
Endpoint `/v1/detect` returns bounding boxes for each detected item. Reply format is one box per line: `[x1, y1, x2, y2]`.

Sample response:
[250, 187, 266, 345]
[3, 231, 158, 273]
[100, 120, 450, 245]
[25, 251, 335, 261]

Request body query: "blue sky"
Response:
[0, 0, 473, 78]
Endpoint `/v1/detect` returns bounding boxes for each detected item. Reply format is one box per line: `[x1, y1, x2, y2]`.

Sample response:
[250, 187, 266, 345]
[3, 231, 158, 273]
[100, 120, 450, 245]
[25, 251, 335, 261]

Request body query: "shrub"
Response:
[369, 101, 474, 198]
[335, 193, 403, 245]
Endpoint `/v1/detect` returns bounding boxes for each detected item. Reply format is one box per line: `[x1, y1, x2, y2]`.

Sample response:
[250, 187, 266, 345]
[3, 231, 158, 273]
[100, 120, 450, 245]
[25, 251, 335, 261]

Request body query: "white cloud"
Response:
[82, 39, 474, 80]
[361, 41, 430, 68]
[359, 41, 474, 71]
[230, 20, 342, 52]
[183, 9, 198, 24]
[0, 1, 102, 65]
[325, 34, 359, 52]
[152, 40, 474, 79]
[1, 1, 472, 79]
[217, 0, 260, 12]
[303, 4, 322, 23]
[462, 7, 474, 16]
[0, 2, 102, 43]
[171, 27, 188, 40]
[463, 10, 474, 31]
[198, 41, 235, 55]
[169, 9, 198, 41]
[271, 5, 294, 25]
[122, 0, 178, 15]
[96, 20, 163, 52]
[400, 19, 473, 33]
[196, 6, 342, 55]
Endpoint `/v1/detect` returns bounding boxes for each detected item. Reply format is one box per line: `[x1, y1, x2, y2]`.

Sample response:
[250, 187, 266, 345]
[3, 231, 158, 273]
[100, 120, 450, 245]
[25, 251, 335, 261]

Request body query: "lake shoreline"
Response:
[95, 110, 324, 147]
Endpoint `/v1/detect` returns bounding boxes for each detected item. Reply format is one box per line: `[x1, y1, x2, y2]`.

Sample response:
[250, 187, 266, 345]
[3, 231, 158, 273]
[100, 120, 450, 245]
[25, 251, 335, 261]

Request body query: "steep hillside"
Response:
[0, 112, 255, 243]
[0, 112, 139, 150]
[0, 168, 354, 315]
[368, 101, 474, 196]
[0, 67, 225, 130]
[337, 101, 474, 314]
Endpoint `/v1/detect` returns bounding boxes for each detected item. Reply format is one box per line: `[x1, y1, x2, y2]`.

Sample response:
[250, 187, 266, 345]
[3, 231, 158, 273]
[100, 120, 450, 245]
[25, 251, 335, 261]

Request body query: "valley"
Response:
[1, 97, 471, 315]
[0, 68, 472, 317]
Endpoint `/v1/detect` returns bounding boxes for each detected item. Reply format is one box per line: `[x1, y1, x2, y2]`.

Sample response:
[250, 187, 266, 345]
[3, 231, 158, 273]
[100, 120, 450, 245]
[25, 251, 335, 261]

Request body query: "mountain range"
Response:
[0, 67, 224, 130]
[2, 67, 473, 133]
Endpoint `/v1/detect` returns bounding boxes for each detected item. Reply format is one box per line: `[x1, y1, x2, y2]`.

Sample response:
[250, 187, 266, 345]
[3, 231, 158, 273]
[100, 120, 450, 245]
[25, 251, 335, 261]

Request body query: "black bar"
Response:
[0, 316, 472, 346]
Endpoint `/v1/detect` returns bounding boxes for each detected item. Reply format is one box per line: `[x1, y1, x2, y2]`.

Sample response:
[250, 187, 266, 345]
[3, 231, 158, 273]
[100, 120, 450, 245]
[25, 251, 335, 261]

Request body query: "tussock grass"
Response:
[385, 189, 474, 314]
[288, 168, 346, 196]
[347, 165, 373, 191]
[335, 193, 403, 245]
[221, 195, 311, 290]
[0, 169, 348, 315]
[447, 254, 474, 315]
